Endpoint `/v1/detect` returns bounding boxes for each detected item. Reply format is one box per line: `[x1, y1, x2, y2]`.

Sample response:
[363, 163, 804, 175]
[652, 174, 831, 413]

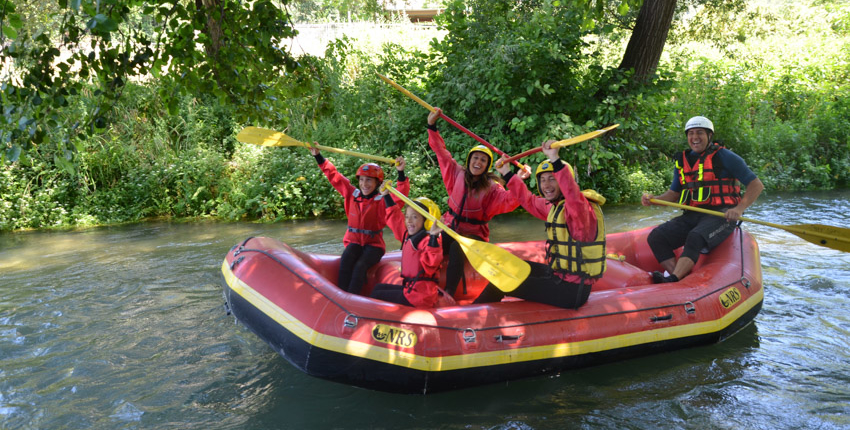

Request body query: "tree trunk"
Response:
[196, 0, 224, 61]
[617, 0, 677, 82]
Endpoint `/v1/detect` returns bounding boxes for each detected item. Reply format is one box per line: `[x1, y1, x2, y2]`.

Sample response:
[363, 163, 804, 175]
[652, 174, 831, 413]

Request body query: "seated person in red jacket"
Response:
[309, 144, 409, 294]
[370, 194, 454, 308]
[474, 140, 606, 309]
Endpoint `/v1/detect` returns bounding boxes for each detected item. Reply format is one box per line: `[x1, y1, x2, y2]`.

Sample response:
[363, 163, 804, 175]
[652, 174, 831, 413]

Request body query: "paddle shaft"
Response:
[436, 112, 526, 168]
[376, 73, 526, 170]
[499, 138, 584, 166]
[237, 127, 397, 165]
[649, 198, 850, 248]
[311, 143, 396, 165]
[499, 124, 620, 166]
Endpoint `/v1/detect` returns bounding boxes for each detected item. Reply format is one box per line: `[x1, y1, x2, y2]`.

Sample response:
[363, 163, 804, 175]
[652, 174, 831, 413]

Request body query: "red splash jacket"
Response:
[318, 158, 409, 250]
[385, 203, 444, 308]
[428, 128, 519, 241]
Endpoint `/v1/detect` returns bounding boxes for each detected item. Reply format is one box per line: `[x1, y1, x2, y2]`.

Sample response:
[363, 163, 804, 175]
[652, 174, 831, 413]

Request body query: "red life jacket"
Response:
[675, 144, 741, 208]
[400, 231, 442, 308]
[344, 190, 388, 249]
[443, 177, 492, 240]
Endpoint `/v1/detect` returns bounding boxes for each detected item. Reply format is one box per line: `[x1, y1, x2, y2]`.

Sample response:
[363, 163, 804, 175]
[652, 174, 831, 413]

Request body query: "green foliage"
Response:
[2, 0, 850, 232]
[647, 0, 850, 192]
[78, 148, 226, 222]
[427, 0, 592, 151]
[1, 0, 301, 169]
[0, 158, 77, 230]
[220, 144, 336, 221]
[419, 0, 682, 198]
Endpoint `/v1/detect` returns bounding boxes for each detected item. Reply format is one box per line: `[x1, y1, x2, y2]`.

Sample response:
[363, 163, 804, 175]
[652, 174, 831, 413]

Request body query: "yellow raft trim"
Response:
[222, 260, 762, 372]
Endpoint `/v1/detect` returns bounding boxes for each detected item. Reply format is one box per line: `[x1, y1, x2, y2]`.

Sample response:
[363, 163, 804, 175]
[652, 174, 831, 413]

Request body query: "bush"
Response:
[3, 2, 850, 232]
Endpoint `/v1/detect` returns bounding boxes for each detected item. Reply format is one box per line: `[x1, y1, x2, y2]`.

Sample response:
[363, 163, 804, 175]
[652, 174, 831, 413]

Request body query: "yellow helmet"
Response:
[412, 197, 442, 230]
[534, 160, 574, 195]
[535, 160, 555, 177]
[465, 144, 494, 172]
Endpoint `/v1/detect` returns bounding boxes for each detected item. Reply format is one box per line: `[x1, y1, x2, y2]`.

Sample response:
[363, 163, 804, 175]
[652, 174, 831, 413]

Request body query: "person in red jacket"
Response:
[309, 144, 409, 294]
[370, 195, 454, 308]
[426, 108, 520, 297]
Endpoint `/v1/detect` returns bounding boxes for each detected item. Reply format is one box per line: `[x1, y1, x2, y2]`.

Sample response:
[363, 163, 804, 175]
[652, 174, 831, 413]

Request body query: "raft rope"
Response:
[228, 229, 754, 335]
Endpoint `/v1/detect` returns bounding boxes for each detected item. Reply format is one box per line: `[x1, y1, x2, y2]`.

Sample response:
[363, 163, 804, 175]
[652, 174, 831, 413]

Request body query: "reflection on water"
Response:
[0, 190, 848, 429]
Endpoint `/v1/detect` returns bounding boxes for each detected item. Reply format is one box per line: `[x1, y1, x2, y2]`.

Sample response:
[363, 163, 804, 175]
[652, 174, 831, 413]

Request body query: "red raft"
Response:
[220, 226, 763, 394]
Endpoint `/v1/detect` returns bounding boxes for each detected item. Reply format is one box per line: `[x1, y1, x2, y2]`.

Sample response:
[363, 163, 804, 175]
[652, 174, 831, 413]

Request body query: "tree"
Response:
[1, 0, 302, 167]
[614, 0, 752, 82]
[617, 0, 678, 82]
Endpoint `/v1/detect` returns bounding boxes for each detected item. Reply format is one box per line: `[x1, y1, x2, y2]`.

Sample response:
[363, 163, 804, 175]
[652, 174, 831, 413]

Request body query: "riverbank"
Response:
[2, 2, 848, 232]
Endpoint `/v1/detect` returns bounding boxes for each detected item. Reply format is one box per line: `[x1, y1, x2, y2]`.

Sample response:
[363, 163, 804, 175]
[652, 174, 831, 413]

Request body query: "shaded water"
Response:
[1, 190, 849, 429]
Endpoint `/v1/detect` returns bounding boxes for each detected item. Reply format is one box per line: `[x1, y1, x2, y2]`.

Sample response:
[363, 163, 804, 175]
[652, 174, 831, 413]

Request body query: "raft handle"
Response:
[684, 301, 696, 314]
[742, 278, 751, 289]
[343, 314, 359, 329]
[650, 314, 673, 322]
[495, 334, 523, 342]
[230, 256, 244, 270]
[462, 328, 477, 343]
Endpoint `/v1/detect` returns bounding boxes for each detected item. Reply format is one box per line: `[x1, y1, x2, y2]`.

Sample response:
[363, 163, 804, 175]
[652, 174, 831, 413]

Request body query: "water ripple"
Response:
[1, 191, 849, 429]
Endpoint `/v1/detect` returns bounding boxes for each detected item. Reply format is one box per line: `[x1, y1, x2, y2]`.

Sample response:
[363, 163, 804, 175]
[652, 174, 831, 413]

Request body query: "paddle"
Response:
[237, 126, 397, 165]
[650, 199, 850, 253]
[376, 72, 527, 171]
[498, 124, 620, 167]
[384, 185, 531, 292]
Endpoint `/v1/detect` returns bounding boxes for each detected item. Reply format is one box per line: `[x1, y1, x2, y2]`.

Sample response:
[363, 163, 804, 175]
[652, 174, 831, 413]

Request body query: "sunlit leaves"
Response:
[2, 25, 17, 39]
[429, 0, 591, 148]
[1, 2, 22, 39]
[1, 0, 303, 169]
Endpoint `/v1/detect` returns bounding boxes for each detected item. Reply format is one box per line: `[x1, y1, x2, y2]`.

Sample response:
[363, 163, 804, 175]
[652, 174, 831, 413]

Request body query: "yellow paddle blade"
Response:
[785, 223, 850, 253]
[384, 185, 531, 292]
[236, 127, 306, 147]
[236, 127, 397, 164]
[552, 124, 619, 149]
[454, 235, 531, 292]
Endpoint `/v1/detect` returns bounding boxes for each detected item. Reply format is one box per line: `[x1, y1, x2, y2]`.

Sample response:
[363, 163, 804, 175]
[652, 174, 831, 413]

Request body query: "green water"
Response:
[1, 191, 849, 429]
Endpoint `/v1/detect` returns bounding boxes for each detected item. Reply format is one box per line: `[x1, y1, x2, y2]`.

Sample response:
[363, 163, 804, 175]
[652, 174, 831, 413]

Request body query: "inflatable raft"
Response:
[220, 226, 762, 394]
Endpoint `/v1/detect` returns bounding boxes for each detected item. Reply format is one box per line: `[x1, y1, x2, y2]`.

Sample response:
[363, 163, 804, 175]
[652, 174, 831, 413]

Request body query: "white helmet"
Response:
[685, 116, 714, 134]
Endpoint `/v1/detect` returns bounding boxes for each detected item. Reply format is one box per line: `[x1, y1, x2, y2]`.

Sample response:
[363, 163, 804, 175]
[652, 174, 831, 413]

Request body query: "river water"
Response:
[1, 190, 849, 429]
